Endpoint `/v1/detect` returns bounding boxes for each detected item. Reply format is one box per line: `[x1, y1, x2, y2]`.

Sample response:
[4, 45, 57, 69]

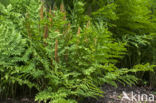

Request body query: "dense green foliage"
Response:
[0, 0, 156, 103]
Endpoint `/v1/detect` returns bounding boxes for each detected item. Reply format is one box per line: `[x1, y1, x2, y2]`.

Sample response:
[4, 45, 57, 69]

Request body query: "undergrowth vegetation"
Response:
[0, 0, 156, 103]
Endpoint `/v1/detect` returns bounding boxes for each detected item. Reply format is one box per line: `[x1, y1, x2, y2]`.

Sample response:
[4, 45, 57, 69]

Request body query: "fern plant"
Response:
[0, 0, 155, 103]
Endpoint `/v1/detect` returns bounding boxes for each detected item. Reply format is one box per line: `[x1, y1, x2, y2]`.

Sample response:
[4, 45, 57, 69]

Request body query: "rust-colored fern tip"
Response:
[40, 4, 44, 20]
[49, 7, 52, 27]
[77, 27, 81, 35]
[53, 3, 57, 11]
[55, 39, 59, 63]
[60, 2, 65, 13]
[86, 21, 91, 29]
[44, 25, 48, 39]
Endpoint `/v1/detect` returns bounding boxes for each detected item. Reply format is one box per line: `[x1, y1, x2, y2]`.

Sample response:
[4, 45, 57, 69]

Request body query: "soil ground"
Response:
[84, 84, 156, 103]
